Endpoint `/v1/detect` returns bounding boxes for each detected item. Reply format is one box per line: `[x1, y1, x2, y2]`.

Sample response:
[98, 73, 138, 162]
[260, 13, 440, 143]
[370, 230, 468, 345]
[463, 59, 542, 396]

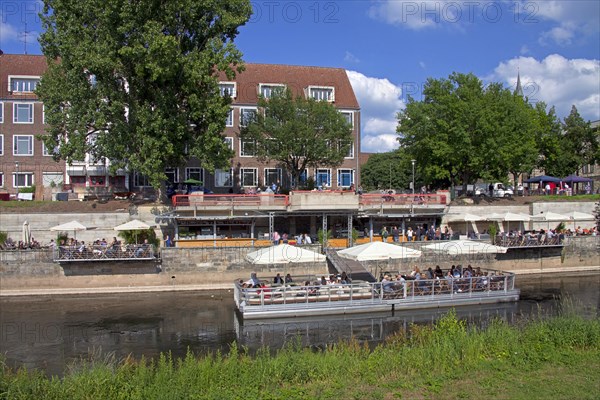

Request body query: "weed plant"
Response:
[1, 310, 599, 399]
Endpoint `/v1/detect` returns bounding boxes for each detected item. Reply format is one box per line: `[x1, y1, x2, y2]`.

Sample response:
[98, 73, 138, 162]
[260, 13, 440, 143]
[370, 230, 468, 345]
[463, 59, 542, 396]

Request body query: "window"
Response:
[224, 137, 234, 150]
[165, 168, 179, 184]
[316, 169, 331, 187]
[42, 141, 59, 157]
[0, 173, 3, 187]
[259, 84, 286, 99]
[219, 82, 236, 98]
[240, 168, 258, 187]
[225, 108, 234, 127]
[13, 135, 33, 155]
[109, 176, 125, 187]
[14, 172, 34, 188]
[13, 103, 34, 123]
[337, 169, 354, 188]
[215, 168, 233, 187]
[0, 102, 3, 123]
[339, 140, 354, 158]
[134, 172, 151, 187]
[308, 86, 335, 102]
[240, 138, 257, 157]
[42, 172, 63, 188]
[9, 77, 39, 93]
[89, 176, 106, 187]
[240, 107, 257, 127]
[264, 168, 282, 187]
[185, 167, 204, 183]
[291, 169, 308, 187]
[340, 111, 353, 127]
[70, 176, 86, 187]
[0, 134, 3, 156]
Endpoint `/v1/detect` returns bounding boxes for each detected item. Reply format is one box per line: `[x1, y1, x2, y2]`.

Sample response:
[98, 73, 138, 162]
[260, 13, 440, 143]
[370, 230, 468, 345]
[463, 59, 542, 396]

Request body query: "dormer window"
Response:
[219, 82, 237, 98]
[259, 83, 286, 99]
[9, 76, 40, 93]
[308, 86, 334, 102]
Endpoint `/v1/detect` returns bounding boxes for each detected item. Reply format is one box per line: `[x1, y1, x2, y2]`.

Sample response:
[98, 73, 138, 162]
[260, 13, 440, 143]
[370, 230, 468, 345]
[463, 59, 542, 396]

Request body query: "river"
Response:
[1, 272, 598, 377]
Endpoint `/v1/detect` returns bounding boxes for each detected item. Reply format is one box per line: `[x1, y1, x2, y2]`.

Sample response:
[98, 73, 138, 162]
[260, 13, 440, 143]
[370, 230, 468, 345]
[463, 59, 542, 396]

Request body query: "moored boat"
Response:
[234, 271, 520, 320]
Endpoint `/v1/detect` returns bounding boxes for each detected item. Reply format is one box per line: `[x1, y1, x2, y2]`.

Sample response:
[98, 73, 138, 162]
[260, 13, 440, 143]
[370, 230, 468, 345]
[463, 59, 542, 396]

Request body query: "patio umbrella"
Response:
[114, 219, 152, 244]
[530, 211, 570, 230]
[564, 211, 596, 231]
[338, 241, 422, 261]
[487, 212, 530, 233]
[22, 221, 31, 246]
[446, 213, 484, 236]
[422, 240, 508, 255]
[246, 244, 326, 264]
[561, 175, 592, 184]
[523, 175, 562, 183]
[50, 220, 87, 240]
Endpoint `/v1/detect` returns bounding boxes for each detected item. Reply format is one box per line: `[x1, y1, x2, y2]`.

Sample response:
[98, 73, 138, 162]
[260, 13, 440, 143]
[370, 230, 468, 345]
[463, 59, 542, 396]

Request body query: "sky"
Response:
[1, 1, 599, 153]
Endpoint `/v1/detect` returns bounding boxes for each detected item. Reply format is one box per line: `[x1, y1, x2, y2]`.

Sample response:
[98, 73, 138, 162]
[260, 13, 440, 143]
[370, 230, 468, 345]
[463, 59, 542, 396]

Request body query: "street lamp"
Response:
[15, 161, 19, 198]
[411, 159, 416, 196]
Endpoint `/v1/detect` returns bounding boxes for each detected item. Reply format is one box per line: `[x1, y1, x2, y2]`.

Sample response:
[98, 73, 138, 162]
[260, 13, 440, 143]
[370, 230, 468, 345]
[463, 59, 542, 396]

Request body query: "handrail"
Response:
[53, 245, 157, 262]
[172, 193, 289, 208]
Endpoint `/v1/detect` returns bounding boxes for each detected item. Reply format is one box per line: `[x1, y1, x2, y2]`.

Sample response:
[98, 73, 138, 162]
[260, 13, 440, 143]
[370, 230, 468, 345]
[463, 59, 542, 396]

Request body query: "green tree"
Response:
[360, 150, 413, 192]
[240, 88, 353, 189]
[561, 106, 599, 175]
[37, 0, 252, 189]
[532, 103, 566, 177]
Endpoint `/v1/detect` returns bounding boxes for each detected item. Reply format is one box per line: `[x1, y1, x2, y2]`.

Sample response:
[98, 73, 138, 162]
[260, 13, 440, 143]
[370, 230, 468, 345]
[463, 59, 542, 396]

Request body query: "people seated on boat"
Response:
[135, 239, 150, 258]
[341, 271, 351, 284]
[414, 269, 430, 294]
[476, 272, 490, 291]
[77, 241, 87, 258]
[296, 235, 303, 245]
[320, 276, 327, 285]
[302, 233, 312, 244]
[445, 270, 457, 293]
[381, 275, 395, 293]
[426, 267, 434, 280]
[273, 273, 284, 285]
[285, 273, 293, 284]
[434, 265, 444, 279]
[248, 272, 261, 288]
[302, 280, 318, 295]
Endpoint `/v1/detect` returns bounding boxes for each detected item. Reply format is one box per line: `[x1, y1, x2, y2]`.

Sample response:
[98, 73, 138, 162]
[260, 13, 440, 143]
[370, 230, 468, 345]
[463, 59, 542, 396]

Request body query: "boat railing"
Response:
[234, 272, 516, 310]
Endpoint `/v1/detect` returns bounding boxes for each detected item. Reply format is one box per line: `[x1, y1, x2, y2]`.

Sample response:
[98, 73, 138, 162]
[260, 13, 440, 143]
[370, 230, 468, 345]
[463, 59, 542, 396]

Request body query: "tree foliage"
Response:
[239, 88, 353, 188]
[397, 72, 556, 191]
[37, 0, 252, 189]
[360, 150, 416, 192]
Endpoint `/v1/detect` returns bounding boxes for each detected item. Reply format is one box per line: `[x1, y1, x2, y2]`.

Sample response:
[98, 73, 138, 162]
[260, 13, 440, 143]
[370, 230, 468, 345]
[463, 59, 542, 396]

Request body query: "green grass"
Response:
[0, 201, 49, 209]
[1, 311, 599, 399]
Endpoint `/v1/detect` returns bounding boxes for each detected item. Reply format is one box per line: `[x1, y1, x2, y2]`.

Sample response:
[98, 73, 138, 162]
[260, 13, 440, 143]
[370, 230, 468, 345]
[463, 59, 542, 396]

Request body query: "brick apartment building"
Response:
[0, 53, 361, 199]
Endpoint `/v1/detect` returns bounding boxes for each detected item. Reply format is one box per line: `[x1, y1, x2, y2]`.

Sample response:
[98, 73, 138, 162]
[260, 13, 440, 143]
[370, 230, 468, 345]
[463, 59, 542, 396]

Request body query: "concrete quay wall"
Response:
[1, 238, 598, 294]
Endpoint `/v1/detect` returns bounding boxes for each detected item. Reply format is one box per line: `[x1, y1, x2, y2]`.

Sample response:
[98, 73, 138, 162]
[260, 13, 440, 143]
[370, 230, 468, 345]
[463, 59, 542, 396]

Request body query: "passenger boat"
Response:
[234, 272, 520, 320]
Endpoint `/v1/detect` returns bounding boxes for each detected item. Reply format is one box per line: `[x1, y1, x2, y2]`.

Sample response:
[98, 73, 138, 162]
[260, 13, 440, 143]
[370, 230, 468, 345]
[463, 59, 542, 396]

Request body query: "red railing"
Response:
[172, 193, 289, 208]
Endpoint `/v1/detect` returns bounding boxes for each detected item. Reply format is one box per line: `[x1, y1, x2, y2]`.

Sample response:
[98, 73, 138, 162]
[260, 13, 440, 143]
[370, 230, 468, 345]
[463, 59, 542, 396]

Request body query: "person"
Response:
[406, 227, 413, 242]
[488, 183, 494, 196]
[248, 272, 261, 288]
[302, 233, 312, 244]
[272, 231, 280, 245]
[341, 271, 350, 284]
[281, 232, 288, 244]
[164, 235, 173, 248]
[285, 273, 293, 283]
[392, 226, 400, 243]
[273, 273, 284, 284]
[380, 226, 389, 242]
[135, 239, 150, 257]
[544, 183, 551, 195]
[585, 182, 591, 194]
[357, 185, 363, 195]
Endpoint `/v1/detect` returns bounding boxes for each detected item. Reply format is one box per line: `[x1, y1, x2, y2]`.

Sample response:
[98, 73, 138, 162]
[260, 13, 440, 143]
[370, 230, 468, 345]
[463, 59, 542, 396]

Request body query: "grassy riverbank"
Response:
[1, 311, 599, 400]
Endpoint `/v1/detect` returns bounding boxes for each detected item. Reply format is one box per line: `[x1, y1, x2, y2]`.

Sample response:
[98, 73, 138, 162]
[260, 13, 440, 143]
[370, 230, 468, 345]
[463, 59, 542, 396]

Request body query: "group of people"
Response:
[55, 237, 153, 259]
[377, 225, 453, 242]
[1, 237, 42, 250]
[380, 264, 505, 295]
[271, 231, 312, 245]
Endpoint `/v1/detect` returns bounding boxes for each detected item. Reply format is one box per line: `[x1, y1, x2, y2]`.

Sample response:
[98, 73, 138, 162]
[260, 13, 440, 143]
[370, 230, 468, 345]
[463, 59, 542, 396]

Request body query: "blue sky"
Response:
[2, 1, 599, 152]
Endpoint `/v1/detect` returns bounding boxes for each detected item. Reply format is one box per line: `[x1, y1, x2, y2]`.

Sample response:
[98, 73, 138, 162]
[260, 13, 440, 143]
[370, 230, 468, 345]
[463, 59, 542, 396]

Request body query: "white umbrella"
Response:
[338, 241, 422, 261]
[114, 219, 151, 231]
[487, 212, 530, 233]
[246, 244, 326, 264]
[50, 220, 87, 239]
[446, 213, 484, 236]
[22, 221, 31, 246]
[564, 211, 596, 231]
[422, 239, 508, 255]
[114, 219, 152, 244]
[530, 212, 570, 230]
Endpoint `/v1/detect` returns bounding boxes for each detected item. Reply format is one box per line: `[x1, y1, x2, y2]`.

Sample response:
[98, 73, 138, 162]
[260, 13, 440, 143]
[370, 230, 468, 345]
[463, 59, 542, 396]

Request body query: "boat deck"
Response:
[235, 273, 519, 319]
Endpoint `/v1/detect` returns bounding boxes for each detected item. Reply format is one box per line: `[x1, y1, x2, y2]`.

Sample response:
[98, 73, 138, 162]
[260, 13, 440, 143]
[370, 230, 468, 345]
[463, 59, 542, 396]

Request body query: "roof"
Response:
[0, 54, 47, 99]
[220, 63, 360, 109]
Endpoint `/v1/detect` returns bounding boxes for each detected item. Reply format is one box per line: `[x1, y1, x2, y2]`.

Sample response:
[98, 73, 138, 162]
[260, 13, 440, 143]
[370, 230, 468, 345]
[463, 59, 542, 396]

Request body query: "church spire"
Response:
[514, 68, 523, 97]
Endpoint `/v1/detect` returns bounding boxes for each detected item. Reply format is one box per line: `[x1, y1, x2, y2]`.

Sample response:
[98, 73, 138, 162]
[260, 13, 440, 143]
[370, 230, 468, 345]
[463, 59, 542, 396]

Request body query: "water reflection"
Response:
[1, 272, 598, 376]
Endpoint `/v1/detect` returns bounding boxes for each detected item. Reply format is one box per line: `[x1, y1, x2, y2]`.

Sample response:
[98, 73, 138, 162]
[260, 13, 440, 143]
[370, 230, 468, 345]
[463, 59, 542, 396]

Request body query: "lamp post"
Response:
[15, 161, 19, 198]
[411, 159, 416, 195]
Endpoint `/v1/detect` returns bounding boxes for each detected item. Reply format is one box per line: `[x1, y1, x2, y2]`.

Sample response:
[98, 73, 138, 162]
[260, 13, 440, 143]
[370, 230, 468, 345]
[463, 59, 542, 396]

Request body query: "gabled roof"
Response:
[220, 63, 360, 109]
[0, 54, 47, 99]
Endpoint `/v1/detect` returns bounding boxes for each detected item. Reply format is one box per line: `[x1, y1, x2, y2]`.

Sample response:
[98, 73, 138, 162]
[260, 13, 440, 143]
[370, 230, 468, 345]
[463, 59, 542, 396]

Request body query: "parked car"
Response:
[474, 183, 513, 198]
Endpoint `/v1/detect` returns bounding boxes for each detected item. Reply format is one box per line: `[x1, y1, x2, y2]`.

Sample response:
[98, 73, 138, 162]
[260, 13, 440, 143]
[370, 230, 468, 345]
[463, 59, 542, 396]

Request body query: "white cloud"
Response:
[521, 1, 600, 46]
[492, 54, 600, 121]
[368, 0, 455, 30]
[0, 18, 19, 45]
[346, 70, 405, 153]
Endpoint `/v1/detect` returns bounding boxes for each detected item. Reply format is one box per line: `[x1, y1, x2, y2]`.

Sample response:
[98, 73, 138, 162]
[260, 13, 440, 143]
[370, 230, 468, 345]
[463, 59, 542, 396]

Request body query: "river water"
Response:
[1, 272, 598, 377]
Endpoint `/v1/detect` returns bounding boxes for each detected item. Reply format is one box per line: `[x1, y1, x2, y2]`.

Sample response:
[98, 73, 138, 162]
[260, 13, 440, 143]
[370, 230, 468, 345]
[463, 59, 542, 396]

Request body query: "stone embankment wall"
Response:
[0, 239, 597, 292]
[0, 245, 327, 291]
